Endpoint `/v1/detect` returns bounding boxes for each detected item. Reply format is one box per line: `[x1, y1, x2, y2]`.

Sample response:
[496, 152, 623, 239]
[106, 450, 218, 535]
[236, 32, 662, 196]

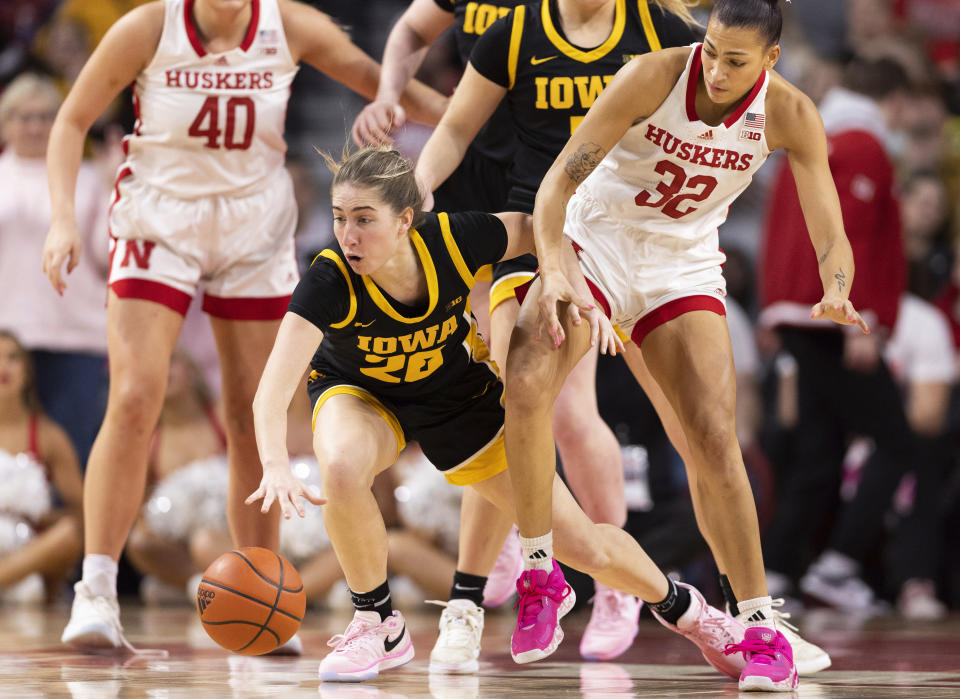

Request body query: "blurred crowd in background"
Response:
[1, 0, 959, 625]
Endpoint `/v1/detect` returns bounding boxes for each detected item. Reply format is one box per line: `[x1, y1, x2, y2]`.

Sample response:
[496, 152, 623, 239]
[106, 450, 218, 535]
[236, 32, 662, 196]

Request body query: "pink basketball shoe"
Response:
[650, 582, 747, 679]
[510, 560, 576, 664]
[579, 584, 642, 660]
[724, 626, 799, 692]
[319, 610, 414, 682]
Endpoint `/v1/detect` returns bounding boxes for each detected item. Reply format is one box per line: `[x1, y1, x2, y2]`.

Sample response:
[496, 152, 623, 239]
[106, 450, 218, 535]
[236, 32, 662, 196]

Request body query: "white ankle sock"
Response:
[518, 532, 554, 573]
[737, 595, 775, 629]
[82, 554, 118, 598]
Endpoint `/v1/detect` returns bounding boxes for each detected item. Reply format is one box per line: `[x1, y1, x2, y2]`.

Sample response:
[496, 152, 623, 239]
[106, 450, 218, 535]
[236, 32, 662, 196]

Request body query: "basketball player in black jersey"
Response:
[413, 0, 699, 661]
[247, 145, 748, 682]
[352, 2, 530, 670]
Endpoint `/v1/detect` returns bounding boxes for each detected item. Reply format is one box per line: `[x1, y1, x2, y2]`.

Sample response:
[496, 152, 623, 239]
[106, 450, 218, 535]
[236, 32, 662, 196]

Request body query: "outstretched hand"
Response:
[810, 296, 870, 334]
[245, 465, 326, 519]
[351, 101, 406, 146]
[583, 305, 625, 356]
[537, 270, 596, 349]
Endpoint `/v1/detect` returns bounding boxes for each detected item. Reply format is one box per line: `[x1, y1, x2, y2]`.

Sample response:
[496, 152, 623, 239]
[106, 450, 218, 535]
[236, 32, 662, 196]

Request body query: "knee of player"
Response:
[504, 360, 560, 413]
[316, 449, 377, 500]
[684, 405, 736, 456]
[109, 375, 165, 423]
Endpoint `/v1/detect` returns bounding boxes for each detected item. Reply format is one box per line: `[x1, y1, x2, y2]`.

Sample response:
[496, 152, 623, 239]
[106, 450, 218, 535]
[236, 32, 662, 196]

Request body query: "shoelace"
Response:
[81, 588, 168, 658]
[514, 571, 569, 629]
[770, 599, 799, 634]
[426, 601, 482, 646]
[696, 611, 738, 647]
[327, 618, 380, 654]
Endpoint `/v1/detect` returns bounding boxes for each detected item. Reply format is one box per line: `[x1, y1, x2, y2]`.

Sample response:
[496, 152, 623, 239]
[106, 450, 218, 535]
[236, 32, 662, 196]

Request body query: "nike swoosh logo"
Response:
[354, 320, 375, 328]
[383, 625, 406, 653]
[530, 55, 557, 65]
[453, 584, 480, 591]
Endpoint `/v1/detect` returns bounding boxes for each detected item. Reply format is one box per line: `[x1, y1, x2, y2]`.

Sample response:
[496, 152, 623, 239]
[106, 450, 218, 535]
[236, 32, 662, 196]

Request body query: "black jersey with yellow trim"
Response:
[289, 212, 508, 402]
[432, 0, 527, 165]
[470, 0, 695, 210]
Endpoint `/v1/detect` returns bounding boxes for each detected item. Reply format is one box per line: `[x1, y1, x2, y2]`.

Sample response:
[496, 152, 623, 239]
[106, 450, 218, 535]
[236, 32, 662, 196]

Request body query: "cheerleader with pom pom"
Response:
[0, 330, 83, 603]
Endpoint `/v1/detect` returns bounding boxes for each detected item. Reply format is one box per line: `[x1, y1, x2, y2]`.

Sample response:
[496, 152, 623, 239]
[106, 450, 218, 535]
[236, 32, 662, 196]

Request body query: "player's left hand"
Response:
[245, 465, 326, 519]
[810, 296, 870, 334]
[584, 306, 625, 356]
[351, 101, 406, 146]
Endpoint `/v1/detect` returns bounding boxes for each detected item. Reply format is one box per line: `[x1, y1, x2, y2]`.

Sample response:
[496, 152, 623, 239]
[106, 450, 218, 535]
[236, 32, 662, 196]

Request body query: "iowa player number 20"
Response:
[188, 96, 255, 150]
[634, 160, 718, 219]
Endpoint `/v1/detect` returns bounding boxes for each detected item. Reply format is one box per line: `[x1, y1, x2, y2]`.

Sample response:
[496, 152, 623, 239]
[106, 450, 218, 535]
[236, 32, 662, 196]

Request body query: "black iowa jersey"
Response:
[288, 212, 508, 403]
[432, 0, 525, 165]
[471, 0, 695, 210]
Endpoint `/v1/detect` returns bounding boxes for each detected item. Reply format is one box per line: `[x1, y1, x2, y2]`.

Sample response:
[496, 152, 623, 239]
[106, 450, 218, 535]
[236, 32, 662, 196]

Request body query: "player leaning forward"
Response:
[247, 146, 750, 683]
[504, 0, 870, 692]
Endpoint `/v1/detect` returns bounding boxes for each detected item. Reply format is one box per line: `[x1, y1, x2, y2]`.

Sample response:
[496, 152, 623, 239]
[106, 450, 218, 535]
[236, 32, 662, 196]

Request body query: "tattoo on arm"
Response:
[564, 142, 606, 185]
[834, 267, 846, 293]
[818, 242, 834, 265]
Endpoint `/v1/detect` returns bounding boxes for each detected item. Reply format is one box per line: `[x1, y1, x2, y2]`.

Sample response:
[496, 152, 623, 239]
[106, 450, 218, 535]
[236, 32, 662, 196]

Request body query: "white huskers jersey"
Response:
[123, 0, 298, 198]
[574, 43, 770, 259]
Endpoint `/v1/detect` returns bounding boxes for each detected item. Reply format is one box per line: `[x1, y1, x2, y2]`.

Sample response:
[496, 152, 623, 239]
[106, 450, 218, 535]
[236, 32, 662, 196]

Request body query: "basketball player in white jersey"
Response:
[504, 0, 870, 691]
[40, 0, 446, 653]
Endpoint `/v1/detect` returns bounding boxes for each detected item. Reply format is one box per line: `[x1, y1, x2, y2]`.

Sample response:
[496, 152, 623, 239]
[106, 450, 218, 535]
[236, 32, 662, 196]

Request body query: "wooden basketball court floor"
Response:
[1, 603, 958, 697]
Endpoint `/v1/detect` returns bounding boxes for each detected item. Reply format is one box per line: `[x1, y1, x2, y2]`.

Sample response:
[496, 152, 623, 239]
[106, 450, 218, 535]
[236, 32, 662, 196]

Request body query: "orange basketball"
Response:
[196, 547, 306, 655]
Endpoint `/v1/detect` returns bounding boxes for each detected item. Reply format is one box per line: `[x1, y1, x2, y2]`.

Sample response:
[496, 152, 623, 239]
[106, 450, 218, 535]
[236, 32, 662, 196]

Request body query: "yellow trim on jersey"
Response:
[464, 303, 502, 377]
[489, 271, 536, 313]
[541, 0, 626, 63]
[476, 264, 493, 282]
[444, 431, 508, 485]
[361, 230, 439, 324]
[637, 0, 661, 51]
[317, 250, 358, 329]
[507, 5, 526, 89]
[438, 212, 475, 288]
[311, 385, 405, 458]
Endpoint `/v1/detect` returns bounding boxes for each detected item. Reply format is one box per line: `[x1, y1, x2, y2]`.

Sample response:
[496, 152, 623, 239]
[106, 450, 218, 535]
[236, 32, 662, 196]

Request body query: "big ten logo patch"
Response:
[357, 315, 458, 383]
[197, 587, 216, 614]
[739, 129, 761, 142]
[462, 3, 512, 35]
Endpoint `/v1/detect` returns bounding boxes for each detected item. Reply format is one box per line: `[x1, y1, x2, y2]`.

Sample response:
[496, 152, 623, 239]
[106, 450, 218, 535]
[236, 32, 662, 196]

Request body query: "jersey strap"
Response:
[438, 212, 477, 288]
[507, 5, 526, 89]
[541, 0, 626, 63]
[361, 231, 440, 324]
[637, 0, 661, 51]
[315, 250, 358, 329]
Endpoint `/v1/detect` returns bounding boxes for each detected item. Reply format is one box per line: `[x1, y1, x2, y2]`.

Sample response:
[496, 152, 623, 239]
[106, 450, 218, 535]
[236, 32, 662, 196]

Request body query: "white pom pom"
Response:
[0, 449, 53, 522]
[0, 514, 35, 555]
[395, 452, 462, 555]
[278, 457, 329, 564]
[145, 456, 229, 540]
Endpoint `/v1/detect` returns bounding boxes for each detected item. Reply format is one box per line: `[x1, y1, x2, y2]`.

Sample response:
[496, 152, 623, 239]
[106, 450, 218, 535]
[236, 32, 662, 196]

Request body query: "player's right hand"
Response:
[351, 101, 406, 146]
[245, 464, 327, 520]
[537, 269, 595, 350]
[41, 221, 83, 296]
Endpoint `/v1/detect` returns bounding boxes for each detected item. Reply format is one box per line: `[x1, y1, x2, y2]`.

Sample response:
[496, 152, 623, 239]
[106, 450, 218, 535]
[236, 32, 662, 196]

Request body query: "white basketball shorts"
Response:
[107, 167, 299, 320]
[563, 189, 727, 346]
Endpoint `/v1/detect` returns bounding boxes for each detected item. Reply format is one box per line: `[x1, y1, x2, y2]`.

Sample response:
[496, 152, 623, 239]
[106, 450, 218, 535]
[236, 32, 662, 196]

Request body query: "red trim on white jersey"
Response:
[201, 293, 290, 320]
[184, 0, 260, 57]
[110, 278, 193, 315]
[684, 44, 767, 128]
[631, 295, 726, 346]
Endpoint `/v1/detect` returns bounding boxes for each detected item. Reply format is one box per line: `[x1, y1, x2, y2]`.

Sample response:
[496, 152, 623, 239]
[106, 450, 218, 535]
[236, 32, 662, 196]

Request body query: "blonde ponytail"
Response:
[650, 0, 701, 28]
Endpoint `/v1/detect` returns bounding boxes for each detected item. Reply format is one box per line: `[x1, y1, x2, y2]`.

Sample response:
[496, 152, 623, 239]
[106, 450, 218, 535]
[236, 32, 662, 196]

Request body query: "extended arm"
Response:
[283, 1, 447, 129]
[248, 312, 327, 517]
[414, 65, 506, 201]
[772, 85, 869, 333]
[42, 3, 162, 294]
[352, 0, 454, 144]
